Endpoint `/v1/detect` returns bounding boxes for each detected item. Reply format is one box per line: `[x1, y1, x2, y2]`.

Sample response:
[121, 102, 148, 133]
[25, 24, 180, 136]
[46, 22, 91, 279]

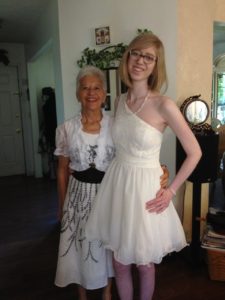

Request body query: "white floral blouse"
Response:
[54, 112, 115, 172]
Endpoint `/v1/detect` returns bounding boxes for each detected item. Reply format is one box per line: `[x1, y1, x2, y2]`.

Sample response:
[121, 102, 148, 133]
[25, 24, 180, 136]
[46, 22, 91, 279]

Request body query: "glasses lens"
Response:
[144, 55, 156, 64]
[130, 50, 156, 64]
[130, 50, 140, 58]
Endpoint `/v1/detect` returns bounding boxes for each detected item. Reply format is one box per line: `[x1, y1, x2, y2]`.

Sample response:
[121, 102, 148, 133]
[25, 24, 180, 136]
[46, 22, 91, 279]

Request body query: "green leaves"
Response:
[77, 43, 127, 69]
[137, 28, 152, 34]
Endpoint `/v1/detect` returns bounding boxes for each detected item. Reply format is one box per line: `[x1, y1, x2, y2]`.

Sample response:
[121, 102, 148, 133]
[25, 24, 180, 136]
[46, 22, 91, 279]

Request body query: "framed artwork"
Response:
[103, 68, 126, 113]
[104, 95, 111, 111]
[95, 26, 110, 45]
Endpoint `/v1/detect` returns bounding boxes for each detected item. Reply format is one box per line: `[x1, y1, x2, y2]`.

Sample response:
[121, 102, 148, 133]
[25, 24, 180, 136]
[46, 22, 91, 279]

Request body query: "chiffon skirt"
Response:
[86, 157, 188, 265]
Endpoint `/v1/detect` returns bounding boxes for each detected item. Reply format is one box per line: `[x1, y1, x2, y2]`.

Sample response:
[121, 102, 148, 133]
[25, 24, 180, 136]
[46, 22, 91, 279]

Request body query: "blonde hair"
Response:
[119, 33, 168, 92]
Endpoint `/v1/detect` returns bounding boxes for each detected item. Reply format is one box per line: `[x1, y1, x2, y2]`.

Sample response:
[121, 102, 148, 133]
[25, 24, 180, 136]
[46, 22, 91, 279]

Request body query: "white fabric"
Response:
[80, 131, 99, 145]
[54, 112, 115, 289]
[54, 112, 115, 172]
[86, 94, 188, 265]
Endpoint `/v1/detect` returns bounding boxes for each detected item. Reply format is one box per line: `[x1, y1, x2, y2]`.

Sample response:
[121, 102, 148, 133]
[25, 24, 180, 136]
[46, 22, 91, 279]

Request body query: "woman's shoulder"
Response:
[153, 95, 181, 120]
[57, 114, 81, 132]
[151, 94, 176, 109]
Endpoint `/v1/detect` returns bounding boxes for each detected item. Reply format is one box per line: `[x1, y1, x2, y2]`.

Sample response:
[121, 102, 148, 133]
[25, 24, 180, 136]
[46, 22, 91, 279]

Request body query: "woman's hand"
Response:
[160, 165, 169, 188]
[145, 188, 174, 214]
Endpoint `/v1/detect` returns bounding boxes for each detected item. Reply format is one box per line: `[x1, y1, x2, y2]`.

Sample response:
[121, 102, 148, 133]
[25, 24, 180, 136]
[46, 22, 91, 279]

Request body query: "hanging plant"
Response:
[77, 29, 152, 70]
[0, 49, 10, 66]
[137, 28, 153, 34]
[77, 43, 127, 69]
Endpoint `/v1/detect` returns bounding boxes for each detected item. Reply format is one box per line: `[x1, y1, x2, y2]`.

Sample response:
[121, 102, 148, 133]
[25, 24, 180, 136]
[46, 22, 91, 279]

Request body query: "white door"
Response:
[0, 65, 25, 176]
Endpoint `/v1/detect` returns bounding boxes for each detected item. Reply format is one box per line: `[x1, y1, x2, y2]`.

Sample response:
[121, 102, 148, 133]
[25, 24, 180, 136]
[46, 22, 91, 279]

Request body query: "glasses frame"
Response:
[129, 49, 157, 64]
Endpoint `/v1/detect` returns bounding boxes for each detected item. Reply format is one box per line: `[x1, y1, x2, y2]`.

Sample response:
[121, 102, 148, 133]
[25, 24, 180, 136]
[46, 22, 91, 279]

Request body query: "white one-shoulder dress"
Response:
[86, 94, 187, 265]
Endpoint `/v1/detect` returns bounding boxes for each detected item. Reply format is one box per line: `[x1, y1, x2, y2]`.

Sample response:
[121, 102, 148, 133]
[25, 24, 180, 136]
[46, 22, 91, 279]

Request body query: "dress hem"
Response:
[54, 276, 114, 290]
[103, 243, 188, 265]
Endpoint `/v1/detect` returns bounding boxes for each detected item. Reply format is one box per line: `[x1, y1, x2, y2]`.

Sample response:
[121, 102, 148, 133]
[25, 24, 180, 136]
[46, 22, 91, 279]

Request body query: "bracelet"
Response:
[168, 186, 176, 196]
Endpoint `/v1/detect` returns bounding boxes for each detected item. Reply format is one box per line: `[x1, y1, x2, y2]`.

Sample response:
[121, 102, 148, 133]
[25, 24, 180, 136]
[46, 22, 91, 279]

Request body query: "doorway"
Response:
[210, 21, 225, 210]
[212, 54, 225, 124]
[212, 21, 225, 123]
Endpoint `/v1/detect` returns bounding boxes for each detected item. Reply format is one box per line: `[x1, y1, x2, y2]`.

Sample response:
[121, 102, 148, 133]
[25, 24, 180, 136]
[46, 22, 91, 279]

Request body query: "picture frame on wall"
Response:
[104, 95, 111, 111]
[95, 26, 110, 45]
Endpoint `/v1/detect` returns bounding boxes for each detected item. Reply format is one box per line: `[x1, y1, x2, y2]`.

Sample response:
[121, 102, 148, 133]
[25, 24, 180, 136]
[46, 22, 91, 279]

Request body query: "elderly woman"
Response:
[54, 65, 169, 300]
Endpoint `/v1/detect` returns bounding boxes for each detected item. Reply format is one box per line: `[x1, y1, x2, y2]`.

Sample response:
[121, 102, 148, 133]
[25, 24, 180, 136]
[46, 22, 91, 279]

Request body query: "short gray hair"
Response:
[76, 65, 107, 91]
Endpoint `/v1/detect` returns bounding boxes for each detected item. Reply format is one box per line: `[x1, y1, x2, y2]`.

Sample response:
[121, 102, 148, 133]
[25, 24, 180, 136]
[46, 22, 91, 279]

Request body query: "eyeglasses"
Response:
[129, 49, 157, 64]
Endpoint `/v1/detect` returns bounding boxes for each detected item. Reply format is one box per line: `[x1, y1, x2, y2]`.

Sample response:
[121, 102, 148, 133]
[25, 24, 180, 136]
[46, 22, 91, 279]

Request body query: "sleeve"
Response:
[54, 123, 69, 157]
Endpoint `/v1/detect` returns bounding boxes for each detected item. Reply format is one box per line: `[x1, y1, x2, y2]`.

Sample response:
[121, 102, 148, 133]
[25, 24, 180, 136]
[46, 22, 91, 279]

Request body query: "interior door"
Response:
[0, 65, 25, 176]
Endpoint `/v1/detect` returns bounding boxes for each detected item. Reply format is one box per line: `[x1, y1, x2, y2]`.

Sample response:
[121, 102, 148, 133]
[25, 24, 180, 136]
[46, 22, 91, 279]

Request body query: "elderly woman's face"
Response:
[77, 75, 106, 111]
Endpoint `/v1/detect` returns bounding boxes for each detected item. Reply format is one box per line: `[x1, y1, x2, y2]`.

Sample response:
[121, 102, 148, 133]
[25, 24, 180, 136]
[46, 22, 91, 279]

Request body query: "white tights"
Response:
[113, 258, 155, 300]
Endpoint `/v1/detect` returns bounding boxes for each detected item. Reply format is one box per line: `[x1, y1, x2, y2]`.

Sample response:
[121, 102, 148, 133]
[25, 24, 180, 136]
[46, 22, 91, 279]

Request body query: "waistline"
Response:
[115, 152, 160, 168]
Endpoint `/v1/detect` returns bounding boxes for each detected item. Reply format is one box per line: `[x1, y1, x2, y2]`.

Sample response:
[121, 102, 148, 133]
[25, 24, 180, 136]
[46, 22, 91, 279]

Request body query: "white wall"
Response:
[25, 0, 63, 177]
[26, 0, 64, 124]
[58, 0, 177, 119]
[58, 0, 177, 191]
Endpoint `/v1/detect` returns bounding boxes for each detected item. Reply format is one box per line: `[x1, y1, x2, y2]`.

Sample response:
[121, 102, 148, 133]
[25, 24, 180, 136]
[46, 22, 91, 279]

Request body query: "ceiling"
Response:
[0, 0, 49, 43]
[0, 1, 225, 45]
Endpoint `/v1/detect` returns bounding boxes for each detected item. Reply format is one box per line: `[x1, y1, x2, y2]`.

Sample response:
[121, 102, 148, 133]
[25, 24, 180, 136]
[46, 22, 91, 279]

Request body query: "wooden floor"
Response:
[1, 175, 225, 300]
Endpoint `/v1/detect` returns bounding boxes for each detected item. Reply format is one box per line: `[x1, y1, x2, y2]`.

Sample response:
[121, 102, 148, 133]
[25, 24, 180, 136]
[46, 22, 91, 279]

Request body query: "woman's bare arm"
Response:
[57, 155, 70, 220]
[146, 99, 201, 214]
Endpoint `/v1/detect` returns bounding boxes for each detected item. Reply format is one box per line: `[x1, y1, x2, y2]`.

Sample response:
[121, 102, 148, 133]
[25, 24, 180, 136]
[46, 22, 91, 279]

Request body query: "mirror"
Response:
[180, 95, 209, 125]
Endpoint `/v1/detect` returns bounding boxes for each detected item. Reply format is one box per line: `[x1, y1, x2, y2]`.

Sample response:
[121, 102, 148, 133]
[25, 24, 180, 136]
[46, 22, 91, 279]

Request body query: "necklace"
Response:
[81, 113, 102, 133]
[127, 92, 149, 115]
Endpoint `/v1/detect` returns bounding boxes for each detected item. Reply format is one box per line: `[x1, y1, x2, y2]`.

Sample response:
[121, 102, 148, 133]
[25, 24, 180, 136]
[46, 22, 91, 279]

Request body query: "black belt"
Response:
[72, 167, 105, 184]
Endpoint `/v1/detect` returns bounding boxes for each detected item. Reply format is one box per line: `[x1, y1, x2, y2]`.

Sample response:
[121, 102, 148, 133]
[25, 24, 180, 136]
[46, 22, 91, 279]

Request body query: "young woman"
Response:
[86, 33, 202, 300]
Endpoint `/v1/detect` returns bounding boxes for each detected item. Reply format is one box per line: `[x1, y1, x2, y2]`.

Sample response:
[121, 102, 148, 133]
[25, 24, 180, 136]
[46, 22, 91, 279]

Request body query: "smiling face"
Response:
[119, 33, 167, 92]
[77, 75, 106, 112]
[127, 46, 157, 83]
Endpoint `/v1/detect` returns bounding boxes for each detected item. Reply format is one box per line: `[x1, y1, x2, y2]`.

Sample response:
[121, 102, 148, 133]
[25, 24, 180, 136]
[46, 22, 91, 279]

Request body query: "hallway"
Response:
[0, 175, 225, 300]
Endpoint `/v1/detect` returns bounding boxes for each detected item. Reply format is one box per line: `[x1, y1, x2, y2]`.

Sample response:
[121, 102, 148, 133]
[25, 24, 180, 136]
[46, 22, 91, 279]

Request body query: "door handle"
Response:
[16, 128, 21, 133]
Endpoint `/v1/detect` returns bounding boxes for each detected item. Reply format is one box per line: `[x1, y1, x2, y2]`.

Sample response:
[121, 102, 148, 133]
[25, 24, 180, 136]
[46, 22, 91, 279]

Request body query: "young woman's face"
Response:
[77, 75, 106, 111]
[127, 46, 157, 83]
